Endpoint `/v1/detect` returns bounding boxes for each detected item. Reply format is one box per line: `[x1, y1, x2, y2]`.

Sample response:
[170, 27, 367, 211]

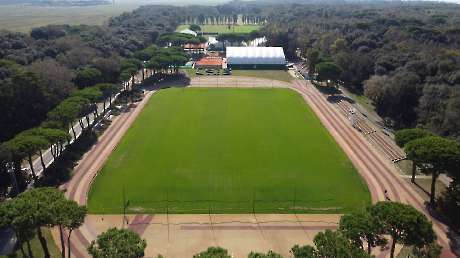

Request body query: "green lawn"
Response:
[176, 24, 261, 34]
[230, 70, 294, 82]
[88, 88, 370, 214]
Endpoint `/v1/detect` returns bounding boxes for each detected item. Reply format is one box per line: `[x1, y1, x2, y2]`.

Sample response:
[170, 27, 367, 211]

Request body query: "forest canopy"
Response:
[259, 2, 460, 138]
[1, 0, 460, 145]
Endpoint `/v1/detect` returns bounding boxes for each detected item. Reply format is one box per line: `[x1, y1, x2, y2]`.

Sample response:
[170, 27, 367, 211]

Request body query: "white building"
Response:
[226, 47, 286, 69]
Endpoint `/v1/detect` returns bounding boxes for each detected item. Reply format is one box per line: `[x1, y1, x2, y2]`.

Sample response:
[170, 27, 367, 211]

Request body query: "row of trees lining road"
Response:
[1, 82, 119, 194]
[1, 36, 188, 198]
[0, 187, 86, 258]
[86, 202, 437, 258]
[395, 128, 460, 231]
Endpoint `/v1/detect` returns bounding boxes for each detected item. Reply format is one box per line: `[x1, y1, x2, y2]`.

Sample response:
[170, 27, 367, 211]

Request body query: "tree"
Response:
[88, 228, 147, 258]
[370, 202, 437, 258]
[339, 210, 387, 255]
[405, 136, 460, 206]
[315, 62, 342, 88]
[193, 247, 231, 258]
[47, 96, 87, 140]
[289, 230, 371, 258]
[28, 58, 76, 106]
[149, 47, 188, 75]
[0, 199, 36, 257]
[0, 188, 62, 257]
[158, 33, 207, 47]
[395, 128, 434, 148]
[190, 24, 201, 32]
[65, 95, 92, 129]
[0, 69, 50, 142]
[120, 58, 142, 87]
[290, 245, 317, 258]
[96, 83, 120, 112]
[306, 49, 321, 77]
[54, 200, 87, 258]
[4, 133, 48, 181]
[313, 230, 371, 258]
[395, 128, 434, 182]
[91, 56, 121, 83]
[33, 127, 70, 163]
[72, 86, 103, 119]
[74, 67, 102, 88]
[19, 187, 67, 258]
[413, 242, 442, 258]
[0, 144, 26, 194]
[438, 178, 460, 231]
[0, 187, 86, 258]
[248, 250, 283, 258]
[20, 127, 69, 170]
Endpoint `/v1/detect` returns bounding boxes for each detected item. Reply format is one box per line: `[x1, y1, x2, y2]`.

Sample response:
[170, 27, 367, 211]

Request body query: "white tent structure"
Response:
[226, 47, 286, 69]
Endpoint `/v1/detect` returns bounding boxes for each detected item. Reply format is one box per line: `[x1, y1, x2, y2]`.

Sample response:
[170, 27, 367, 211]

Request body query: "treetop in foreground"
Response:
[88, 228, 147, 258]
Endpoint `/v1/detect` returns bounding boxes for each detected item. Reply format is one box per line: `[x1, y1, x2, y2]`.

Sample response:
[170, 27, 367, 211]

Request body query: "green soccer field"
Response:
[88, 88, 370, 214]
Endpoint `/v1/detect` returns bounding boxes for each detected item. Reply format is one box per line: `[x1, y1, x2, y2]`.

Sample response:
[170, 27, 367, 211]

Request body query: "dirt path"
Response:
[57, 78, 456, 258]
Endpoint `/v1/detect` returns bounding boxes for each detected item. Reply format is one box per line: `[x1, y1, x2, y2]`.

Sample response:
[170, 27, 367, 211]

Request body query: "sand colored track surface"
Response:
[57, 78, 457, 258]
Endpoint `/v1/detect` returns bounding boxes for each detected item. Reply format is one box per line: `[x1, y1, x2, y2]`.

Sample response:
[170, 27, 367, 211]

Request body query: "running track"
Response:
[59, 79, 456, 257]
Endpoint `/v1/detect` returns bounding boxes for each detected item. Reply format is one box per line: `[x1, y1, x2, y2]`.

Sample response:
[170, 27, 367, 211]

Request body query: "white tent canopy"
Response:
[226, 47, 286, 65]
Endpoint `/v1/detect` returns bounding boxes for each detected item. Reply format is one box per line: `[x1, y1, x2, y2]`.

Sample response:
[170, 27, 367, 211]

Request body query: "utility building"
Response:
[226, 47, 286, 69]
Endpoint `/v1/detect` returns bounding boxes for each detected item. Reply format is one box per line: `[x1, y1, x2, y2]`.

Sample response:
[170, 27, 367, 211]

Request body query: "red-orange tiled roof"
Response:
[196, 57, 222, 66]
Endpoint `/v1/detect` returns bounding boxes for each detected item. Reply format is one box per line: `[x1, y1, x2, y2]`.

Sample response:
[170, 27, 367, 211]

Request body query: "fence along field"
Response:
[87, 88, 371, 214]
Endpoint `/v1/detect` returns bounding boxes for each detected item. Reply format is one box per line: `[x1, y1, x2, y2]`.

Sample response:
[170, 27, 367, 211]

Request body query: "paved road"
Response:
[56, 78, 457, 258]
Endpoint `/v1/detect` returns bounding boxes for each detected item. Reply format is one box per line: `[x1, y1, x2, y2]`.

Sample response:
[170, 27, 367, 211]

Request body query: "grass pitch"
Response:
[88, 88, 370, 214]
